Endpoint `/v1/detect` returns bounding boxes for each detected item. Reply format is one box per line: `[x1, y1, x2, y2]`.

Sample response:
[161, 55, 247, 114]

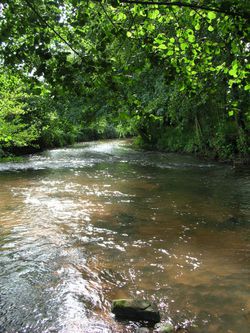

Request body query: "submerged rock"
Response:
[154, 322, 175, 333]
[111, 299, 161, 323]
[136, 328, 150, 333]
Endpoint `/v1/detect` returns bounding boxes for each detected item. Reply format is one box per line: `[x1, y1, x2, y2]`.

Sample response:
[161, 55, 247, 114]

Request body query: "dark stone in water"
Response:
[217, 216, 246, 230]
[111, 299, 161, 323]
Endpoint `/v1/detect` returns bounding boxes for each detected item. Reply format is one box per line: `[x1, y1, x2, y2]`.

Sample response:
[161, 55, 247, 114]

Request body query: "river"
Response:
[0, 140, 249, 333]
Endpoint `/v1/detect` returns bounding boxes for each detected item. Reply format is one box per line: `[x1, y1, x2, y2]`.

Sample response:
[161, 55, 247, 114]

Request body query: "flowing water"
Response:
[0, 140, 249, 333]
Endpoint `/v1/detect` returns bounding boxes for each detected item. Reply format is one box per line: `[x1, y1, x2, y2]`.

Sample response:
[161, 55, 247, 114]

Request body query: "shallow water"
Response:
[0, 140, 249, 333]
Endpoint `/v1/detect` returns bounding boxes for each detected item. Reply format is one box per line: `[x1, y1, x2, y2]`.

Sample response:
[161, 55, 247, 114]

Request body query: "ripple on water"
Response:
[0, 140, 249, 333]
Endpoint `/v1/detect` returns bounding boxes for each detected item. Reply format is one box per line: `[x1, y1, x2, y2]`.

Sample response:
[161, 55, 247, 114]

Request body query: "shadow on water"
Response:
[0, 140, 249, 332]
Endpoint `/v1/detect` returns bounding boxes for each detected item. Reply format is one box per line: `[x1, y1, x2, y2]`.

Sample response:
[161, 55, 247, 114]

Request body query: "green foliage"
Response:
[0, 0, 249, 160]
[0, 72, 39, 151]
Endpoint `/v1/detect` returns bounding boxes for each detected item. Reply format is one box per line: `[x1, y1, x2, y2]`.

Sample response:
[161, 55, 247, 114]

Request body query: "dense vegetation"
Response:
[0, 0, 249, 160]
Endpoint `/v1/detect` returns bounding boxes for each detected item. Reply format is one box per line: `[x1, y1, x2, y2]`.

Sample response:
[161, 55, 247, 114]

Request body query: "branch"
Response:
[99, 2, 119, 31]
[23, 0, 83, 58]
[118, 0, 250, 19]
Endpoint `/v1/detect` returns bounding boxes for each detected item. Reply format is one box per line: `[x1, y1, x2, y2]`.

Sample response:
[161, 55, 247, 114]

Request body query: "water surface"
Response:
[0, 140, 249, 332]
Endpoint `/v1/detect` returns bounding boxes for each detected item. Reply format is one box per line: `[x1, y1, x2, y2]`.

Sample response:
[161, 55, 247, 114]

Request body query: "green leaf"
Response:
[188, 35, 195, 43]
[208, 25, 214, 32]
[207, 12, 216, 20]
[186, 29, 195, 43]
[126, 31, 132, 38]
[228, 79, 235, 87]
[146, 23, 155, 32]
[148, 10, 160, 19]
[167, 50, 174, 56]
[228, 111, 234, 117]
[194, 23, 200, 31]
[229, 69, 237, 77]
[229, 63, 238, 77]
[158, 44, 167, 50]
[116, 12, 127, 21]
[180, 42, 188, 50]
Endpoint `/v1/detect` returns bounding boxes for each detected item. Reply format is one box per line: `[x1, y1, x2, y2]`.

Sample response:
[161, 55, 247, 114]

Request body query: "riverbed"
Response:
[0, 140, 249, 332]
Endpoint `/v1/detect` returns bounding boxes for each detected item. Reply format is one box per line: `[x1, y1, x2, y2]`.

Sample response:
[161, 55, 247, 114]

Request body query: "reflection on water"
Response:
[0, 140, 249, 333]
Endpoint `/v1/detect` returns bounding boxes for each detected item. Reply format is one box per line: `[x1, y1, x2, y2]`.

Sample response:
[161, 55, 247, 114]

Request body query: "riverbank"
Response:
[131, 138, 249, 167]
[1, 134, 249, 167]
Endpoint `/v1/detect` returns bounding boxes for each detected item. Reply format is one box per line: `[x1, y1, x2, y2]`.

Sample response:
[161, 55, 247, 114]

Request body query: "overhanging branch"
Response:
[118, 0, 250, 19]
[23, 0, 82, 58]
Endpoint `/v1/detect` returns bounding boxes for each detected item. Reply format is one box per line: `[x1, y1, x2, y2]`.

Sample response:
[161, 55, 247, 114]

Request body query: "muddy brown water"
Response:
[0, 140, 249, 333]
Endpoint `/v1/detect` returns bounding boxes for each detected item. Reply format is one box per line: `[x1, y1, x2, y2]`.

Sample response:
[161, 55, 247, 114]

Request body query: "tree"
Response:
[0, 0, 249, 159]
